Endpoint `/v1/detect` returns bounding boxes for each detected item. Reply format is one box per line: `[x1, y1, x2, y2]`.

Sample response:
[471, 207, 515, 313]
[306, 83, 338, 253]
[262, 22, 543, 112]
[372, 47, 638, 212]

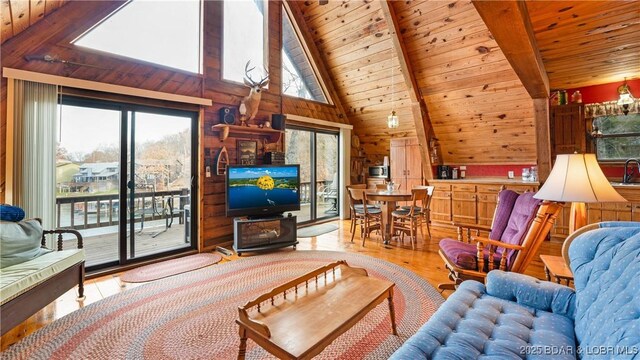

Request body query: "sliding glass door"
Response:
[285, 126, 339, 224]
[56, 97, 197, 271]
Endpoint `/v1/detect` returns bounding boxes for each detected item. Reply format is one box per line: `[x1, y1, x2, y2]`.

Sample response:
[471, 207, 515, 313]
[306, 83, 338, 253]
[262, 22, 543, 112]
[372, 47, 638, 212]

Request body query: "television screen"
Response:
[226, 165, 300, 217]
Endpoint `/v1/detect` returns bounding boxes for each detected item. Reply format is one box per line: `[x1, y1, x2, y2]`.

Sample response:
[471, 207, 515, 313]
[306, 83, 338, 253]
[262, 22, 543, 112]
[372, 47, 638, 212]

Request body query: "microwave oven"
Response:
[368, 165, 390, 179]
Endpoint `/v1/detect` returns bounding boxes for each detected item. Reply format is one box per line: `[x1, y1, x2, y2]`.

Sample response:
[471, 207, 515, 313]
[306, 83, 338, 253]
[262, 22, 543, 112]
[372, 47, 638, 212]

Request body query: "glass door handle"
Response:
[127, 181, 134, 190]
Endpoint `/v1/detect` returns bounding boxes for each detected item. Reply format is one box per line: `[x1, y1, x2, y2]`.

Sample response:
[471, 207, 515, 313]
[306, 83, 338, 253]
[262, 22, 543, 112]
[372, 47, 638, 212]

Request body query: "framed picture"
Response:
[237, 140, 257, 165]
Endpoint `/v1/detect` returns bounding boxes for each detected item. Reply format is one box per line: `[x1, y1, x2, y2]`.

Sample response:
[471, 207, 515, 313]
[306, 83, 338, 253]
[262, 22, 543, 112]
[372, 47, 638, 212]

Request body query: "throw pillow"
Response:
[0, 219, 53, 268]
[0, 204, 26, 222]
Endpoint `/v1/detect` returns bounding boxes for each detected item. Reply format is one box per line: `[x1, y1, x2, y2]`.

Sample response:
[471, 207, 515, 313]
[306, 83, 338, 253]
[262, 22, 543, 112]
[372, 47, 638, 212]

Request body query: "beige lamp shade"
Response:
[534, 154, 626, 203]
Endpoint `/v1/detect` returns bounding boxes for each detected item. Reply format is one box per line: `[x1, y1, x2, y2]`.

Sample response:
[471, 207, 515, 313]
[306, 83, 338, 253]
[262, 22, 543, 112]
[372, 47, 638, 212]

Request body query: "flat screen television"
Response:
[226, 164, 301, 217]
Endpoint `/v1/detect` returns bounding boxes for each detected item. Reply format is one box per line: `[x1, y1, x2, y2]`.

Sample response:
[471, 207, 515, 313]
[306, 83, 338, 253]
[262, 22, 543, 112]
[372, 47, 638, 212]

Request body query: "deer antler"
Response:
[244, 60, 269, 88]
[259, 69, 269, 87]
[244, 61, 258, 86]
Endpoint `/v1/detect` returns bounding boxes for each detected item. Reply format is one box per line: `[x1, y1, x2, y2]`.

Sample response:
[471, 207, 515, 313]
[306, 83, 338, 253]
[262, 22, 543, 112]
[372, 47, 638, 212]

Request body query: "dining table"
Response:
[365, 190, 412, 245]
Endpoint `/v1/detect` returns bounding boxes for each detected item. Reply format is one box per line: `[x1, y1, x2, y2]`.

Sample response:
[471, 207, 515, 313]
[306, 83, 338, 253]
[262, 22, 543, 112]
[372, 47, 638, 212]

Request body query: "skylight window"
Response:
[73, 0, 202, 74]
[281, 5, 329, 103]
[223, 0, 268, 84]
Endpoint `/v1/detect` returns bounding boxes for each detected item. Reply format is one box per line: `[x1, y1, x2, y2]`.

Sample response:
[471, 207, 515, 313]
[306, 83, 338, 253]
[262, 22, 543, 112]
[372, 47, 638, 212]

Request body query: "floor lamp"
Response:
[534, 154, 627, 234]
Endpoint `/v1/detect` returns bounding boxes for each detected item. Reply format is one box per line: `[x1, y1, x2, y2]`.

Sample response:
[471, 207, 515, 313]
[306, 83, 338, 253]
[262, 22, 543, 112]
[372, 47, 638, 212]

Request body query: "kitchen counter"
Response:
[611, 182, 640, 188]
[428, 178, 540, 186]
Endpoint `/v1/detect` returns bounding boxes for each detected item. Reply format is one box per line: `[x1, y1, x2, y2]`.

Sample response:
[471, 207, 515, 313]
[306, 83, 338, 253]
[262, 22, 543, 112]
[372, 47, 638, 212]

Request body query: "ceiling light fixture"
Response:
[617, 78, 634, 115]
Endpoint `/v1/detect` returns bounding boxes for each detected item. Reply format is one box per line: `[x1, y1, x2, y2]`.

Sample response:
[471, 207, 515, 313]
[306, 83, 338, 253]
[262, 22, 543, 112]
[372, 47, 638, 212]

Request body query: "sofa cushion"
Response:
[0, 249, 85, 305]
[488, 190, 519, 241]
[439, 238, 502, 271]
[0, 219, 52, 269]
[500, 192, 541, 267]
[568, 221, 640, 354]
[390, 281, 576, 359]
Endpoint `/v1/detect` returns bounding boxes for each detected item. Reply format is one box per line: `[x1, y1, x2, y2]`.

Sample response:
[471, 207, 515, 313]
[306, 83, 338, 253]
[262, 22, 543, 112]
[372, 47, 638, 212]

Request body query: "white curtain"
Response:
[12, 80, 58, 231]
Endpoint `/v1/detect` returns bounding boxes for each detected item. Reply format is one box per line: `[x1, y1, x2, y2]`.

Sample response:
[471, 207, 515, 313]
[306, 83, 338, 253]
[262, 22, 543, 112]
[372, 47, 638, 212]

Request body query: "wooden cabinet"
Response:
[550, 104, 586, 159]
[390, 138, 423, 191]
[430, 184, 452, 223]
[550, 186, 640, 241]
[476, 185, 502, 226]
[431, 184, 452, 222]
[452, 184, 476, 224]
[429, 180, 537, 229]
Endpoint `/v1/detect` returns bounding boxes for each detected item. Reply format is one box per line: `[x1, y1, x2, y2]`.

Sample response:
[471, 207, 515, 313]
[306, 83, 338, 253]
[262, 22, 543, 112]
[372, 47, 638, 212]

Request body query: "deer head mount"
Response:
[240, 61, 269, 125]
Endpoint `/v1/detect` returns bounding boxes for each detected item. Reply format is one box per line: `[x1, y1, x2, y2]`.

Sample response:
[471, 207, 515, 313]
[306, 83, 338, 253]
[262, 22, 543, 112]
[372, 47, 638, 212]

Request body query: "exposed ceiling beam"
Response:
[473, 0, 549, 98]
[379, 0, 434, 179]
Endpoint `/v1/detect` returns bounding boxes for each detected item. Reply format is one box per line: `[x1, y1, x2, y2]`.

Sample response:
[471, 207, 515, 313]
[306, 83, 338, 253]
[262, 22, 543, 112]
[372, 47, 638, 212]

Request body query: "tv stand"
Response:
[233, 216, 298, 256]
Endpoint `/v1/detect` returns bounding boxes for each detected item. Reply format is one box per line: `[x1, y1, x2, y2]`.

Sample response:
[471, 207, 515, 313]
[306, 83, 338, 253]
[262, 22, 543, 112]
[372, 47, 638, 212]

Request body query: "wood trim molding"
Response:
[473, 1, 549, 98]
[380, 0, 434, 180]
[285, 114, 353, 130]
[2, 68, 212, 106]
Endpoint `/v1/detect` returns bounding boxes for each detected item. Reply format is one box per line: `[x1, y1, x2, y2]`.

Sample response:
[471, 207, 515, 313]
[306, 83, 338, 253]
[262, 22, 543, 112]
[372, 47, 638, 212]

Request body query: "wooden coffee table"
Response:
[236, 261, 397, 359]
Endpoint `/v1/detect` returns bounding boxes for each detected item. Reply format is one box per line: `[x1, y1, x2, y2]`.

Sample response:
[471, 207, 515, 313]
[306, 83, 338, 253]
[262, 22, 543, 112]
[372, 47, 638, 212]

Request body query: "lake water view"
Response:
[228, 186, 299, 210]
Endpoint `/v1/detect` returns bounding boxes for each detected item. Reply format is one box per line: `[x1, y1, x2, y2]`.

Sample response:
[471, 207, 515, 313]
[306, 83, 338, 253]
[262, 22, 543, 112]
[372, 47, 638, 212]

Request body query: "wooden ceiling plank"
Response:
[1, 0, 14, 42]
[9, 0, 30, 36]
[29, 0, 45, 26]
[380, 0, 434, 179]
[531, 2, 638, 35]
[529, 1, 634, 27]
[473, 0, 549, 98]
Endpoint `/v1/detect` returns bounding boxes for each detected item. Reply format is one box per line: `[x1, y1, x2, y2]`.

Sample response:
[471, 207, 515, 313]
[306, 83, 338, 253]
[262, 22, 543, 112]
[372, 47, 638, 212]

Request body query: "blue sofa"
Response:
[391, 221, 640, 359]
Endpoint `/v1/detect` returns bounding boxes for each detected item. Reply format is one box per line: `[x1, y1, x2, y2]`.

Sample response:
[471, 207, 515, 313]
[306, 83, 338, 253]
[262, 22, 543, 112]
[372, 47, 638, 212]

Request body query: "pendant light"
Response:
[387, 49, 399, 129]
[617, 78, 634, 115]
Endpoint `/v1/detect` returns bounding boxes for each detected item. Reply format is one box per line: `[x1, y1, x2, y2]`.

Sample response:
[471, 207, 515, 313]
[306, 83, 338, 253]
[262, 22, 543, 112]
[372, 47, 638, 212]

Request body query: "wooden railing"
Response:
[299, 180, 332, 204]
[56, 189, 189, 230]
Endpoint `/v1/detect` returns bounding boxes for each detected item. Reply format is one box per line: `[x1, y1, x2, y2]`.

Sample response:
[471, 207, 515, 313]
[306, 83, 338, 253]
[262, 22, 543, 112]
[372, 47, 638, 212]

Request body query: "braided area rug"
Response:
[1, 250, 444, 360]
[120, 253, 222, 283]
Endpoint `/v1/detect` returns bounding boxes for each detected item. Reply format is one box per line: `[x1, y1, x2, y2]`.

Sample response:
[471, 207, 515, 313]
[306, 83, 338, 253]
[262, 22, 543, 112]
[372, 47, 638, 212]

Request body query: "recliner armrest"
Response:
[485, 270, 576, 319]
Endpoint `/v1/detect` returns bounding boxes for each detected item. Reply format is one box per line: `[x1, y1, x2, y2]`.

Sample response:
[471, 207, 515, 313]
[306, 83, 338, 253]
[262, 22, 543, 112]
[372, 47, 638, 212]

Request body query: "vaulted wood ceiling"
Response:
[1, 0, 68, 43]
[292, 0, 417, 163]
[2, 0, 638, 166]
[527, 0, 640, 89]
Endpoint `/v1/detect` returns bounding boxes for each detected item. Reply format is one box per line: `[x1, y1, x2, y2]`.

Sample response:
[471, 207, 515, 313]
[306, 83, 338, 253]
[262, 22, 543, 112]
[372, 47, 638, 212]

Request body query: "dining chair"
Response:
[399, 185, 434, 239]
[390, 187, 428, 249]
[347, 186, 381, 246]
[346, 184, 370, 234]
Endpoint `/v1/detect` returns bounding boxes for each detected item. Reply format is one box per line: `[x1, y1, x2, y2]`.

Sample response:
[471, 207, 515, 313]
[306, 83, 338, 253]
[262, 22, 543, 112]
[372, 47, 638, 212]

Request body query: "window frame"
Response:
[221, 0, 270, 86]
[280, 2, 333, 105]
[593, 114, 640, 163]
[71, 0, 204, 75]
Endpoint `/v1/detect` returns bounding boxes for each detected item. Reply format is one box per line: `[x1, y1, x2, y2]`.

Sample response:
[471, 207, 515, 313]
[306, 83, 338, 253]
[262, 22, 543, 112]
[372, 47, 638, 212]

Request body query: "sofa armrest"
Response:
[485, 270, 575, 319]
[42, 229, 84, 251]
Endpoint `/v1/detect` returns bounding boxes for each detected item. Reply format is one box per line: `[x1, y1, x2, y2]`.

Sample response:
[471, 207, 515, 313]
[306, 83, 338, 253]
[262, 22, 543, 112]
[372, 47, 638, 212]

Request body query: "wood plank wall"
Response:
[0, 0, 348, 248]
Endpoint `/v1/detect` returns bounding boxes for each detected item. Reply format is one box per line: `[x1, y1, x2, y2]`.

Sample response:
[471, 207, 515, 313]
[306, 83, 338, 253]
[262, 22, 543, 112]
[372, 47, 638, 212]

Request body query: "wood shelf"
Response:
[211, 124, 284, 142]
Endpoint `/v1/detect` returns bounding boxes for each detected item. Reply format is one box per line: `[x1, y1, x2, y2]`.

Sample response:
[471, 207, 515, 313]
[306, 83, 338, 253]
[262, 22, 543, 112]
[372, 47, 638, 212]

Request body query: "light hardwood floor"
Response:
[0, 220, 563, 351]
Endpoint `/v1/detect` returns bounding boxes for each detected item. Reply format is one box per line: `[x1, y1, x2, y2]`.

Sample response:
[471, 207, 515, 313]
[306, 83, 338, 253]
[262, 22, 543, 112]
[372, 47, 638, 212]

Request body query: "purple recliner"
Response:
[439, 190, 542, 272]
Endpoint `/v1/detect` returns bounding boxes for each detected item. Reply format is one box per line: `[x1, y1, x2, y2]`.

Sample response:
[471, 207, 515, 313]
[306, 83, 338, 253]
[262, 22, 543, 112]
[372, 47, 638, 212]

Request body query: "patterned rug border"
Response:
[2, 250, 445, 359]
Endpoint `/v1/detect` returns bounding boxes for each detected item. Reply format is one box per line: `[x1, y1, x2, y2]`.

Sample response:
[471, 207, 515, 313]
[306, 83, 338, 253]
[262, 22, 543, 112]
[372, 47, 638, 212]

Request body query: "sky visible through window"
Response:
[74, 0, 201, 73]
[281, 6, 328, 103]
[223, 0, 267, 83]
